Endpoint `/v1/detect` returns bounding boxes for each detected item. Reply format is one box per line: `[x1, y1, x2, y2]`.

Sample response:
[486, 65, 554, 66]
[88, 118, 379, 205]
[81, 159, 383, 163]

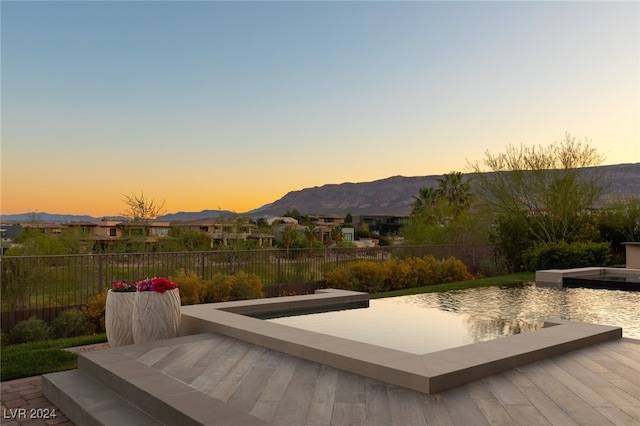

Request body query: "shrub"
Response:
[203, 273, 233, 303]
[8, 316, 50, 344]
[322, 255, 473, 293]
[478, 255, 510, 277]
[404, 256, 438, 287]
[347, 260, 386, 292]
[383, 257, 412, 291]
[50, 309, 90, 339]
[323, 268, 352, 290]
[523, 242, 612, 271]
[440, 257, 473, 283]
[230, 271, 263, 300]
[171, 269, 205, 305]
[82, 289, 108, 334]
[202, 271, 263, 303]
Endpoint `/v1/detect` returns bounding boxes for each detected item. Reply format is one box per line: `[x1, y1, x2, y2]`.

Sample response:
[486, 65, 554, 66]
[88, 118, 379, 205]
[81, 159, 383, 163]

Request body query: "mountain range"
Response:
[2, 163, 638, 222]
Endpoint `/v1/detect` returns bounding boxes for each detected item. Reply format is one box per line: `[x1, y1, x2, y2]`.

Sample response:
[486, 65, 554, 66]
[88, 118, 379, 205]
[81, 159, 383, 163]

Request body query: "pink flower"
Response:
[111, 280, 137, 292]
[136, 277, 178, 293]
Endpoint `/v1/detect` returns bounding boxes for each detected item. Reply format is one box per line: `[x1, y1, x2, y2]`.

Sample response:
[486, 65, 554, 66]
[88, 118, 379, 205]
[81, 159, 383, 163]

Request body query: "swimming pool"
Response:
[268, 284, 640, 354]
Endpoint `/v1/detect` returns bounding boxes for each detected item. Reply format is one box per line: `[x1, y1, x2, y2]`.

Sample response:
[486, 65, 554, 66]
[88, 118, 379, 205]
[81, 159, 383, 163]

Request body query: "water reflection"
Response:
[391, 284, 640, 339]
[268, 284, 639, 354]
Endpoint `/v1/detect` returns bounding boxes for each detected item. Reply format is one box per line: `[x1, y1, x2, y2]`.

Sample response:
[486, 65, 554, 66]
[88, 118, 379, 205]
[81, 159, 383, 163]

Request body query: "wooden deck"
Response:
[138, 334, 640, 425]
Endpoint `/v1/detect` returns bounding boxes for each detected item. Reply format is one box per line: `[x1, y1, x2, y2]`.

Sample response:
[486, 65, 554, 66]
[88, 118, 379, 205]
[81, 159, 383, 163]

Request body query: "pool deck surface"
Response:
[4, 337, 639, 425]
[17, 289, 640, 425]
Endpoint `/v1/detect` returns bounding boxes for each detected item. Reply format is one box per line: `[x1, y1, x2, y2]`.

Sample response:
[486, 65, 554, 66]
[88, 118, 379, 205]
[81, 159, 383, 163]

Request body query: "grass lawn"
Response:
[0, 334, 107, 382]
[371, 271, 535, 298]
[0, 272, 535, 382]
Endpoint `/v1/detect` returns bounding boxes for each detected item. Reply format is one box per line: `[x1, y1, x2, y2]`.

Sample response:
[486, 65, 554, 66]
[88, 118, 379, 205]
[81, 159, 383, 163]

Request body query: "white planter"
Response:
[105, 290, 136, 347]
[132, 288, 181, 344]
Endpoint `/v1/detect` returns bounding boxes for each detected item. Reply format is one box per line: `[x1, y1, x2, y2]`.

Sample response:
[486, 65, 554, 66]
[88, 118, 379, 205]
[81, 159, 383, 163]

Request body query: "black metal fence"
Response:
[0, 244, 496, 332]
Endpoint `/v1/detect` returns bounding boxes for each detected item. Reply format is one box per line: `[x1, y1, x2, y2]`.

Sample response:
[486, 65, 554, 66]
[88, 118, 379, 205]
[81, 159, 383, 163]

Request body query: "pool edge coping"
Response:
[178, 289, 623, 394]
[536, 267, 640, 288]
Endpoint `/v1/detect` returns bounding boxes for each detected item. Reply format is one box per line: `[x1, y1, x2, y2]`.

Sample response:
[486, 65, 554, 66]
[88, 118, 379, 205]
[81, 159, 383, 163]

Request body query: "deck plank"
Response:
[227, 365, 279, 413]
[386, 385, 428, 426]
[516, 385, 579, 426]
[363, 379, 392, 426]
[540, 357, 613, 407]
[467, 379, 518, 425]
[417, 393, 454, 426]
[440, 385, 489, 426]
[521, 362, 615, 426]
[482, 373, 531, 406]
[250, 356, 301, 422]
[305, 366, 339, 426]
[210, 344, 268, 401]
[139, 333, 640, 426]
[269, 359, 320, 426]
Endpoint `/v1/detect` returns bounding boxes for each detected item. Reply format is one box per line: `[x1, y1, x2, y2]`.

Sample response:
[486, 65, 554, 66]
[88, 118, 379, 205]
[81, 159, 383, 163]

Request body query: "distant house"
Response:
[0, 223, 22, 255]
[55, 219, 170, 250]
[174, 217, 273, 247]
[266, 216, 299, 226]
[355, 215, 408, 239]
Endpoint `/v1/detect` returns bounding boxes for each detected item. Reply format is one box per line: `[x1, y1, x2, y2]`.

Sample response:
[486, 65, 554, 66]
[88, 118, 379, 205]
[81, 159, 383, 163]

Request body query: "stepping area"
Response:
[42, 289, 639, 425]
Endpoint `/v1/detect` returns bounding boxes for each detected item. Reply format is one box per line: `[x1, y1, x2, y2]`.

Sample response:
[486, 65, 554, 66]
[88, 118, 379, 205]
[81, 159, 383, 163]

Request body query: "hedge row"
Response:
[171, 269, 264, 306]
[5, 270, 264, 343]
[523, 242, 612, 271]
[324, 255, 473, 293]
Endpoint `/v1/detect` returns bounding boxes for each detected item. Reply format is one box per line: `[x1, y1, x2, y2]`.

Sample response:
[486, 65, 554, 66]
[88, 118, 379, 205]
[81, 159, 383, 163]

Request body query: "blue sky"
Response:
[2, 1, 638, 216]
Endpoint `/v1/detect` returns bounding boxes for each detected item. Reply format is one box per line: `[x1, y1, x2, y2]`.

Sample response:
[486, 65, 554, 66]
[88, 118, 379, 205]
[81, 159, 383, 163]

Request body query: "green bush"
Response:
[202, 271, 263, 303]
[323, 268, 352, 290]
[323, 255, 473, 293]
[50, 309, 90, 338]
[478, 255, 510, 277]
[523, 241, 612, 271]
[8, 316, 51, 344]
[171, 269, 205, 305]
[203, 273, 233, 303]
[230, 271, 263, 300]
[347, 260, 386, 292]
[82, 289, 108, 334]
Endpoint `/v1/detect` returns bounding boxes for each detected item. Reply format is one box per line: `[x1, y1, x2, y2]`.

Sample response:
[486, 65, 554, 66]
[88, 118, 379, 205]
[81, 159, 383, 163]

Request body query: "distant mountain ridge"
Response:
[255, 163, 640, 217]
[2, 163, 638, 222]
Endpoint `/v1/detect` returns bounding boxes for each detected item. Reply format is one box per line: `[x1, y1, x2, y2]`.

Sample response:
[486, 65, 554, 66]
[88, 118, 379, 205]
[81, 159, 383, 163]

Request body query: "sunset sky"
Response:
[2, 1, 638, 217]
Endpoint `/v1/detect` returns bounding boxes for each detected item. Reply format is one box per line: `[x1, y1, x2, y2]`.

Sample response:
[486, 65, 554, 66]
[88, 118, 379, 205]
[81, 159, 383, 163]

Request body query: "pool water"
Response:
[268, 284, 640, 354]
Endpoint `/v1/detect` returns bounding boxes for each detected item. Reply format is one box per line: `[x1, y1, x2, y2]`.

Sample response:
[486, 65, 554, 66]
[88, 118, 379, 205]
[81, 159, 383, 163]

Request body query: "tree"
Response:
[283, 209, 302, 221]
[411, 187, 442, 223]
[118, 191, 167, 252]
[404, 171, 482, 245]
[120, 191, 166, 223]
[330, 225, 344, 246]
[166, 226, 212, 251]
[303, 223, 320, 247]
[597, 197, 640, 262]
[280, 225, 300, 250]
[468, 133, 605, 246]
[436, 172, 473, 218]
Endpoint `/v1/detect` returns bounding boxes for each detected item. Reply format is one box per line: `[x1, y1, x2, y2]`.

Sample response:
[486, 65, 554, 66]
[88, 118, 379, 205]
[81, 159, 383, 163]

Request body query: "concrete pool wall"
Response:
[179, 289, 622, 394]
[536, 267, 640, 289]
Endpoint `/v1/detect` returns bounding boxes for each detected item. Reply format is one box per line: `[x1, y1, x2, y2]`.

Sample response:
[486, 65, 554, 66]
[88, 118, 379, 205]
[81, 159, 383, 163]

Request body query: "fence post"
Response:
[277, 254, 281, 296]
[200, 252, 206, 279]
[98, 254, 104, 293]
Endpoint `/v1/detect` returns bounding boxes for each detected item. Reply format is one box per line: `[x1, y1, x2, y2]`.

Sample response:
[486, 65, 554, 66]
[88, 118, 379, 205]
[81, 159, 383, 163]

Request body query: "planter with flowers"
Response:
[132, 277, 181, 344]
[105, 281, 137, 347]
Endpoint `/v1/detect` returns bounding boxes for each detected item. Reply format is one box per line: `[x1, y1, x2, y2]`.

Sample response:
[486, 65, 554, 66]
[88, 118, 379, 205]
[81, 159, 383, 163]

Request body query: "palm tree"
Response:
[412, 187, 440, 216]
[436, 172, 473, 218]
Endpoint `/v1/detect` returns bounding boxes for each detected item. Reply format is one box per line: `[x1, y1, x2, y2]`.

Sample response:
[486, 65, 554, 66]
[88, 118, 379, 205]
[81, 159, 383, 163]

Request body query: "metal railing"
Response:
[0, 244, 496, 332]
